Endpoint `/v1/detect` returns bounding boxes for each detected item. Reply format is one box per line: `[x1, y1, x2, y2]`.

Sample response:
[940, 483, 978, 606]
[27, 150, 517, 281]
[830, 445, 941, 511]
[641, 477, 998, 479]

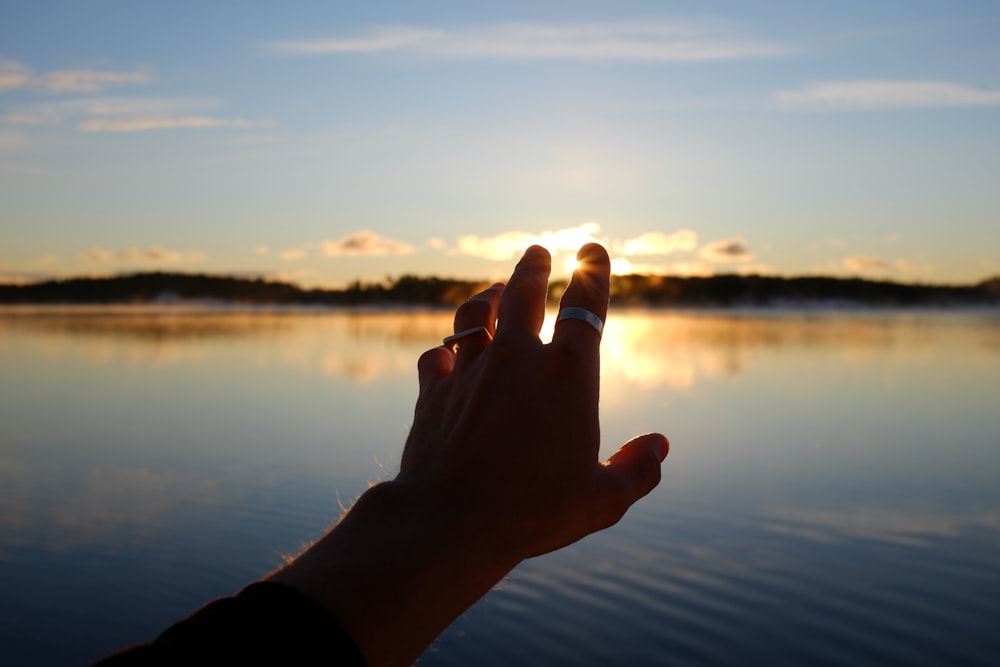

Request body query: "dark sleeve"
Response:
[93, 581, 366, 666]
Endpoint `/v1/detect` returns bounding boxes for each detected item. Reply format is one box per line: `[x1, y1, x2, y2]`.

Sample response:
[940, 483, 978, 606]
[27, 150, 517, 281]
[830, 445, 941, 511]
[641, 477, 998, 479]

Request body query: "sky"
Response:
[1, 1, 998, 287]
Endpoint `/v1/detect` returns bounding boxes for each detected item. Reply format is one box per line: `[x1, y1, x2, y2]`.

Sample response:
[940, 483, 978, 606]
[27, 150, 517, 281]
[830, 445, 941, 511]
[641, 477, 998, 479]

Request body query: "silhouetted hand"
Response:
[399, 243, 669, 560]
[271, 243, 669, 667]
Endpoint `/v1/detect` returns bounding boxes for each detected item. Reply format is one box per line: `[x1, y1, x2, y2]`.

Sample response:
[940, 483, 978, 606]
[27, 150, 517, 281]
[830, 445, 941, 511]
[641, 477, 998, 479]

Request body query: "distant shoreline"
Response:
[1, 271, 997, 309]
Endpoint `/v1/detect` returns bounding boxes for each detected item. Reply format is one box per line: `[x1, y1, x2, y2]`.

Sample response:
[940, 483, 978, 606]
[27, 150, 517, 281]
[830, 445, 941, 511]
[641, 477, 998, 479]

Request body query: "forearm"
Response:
[267, 480, 521, 667]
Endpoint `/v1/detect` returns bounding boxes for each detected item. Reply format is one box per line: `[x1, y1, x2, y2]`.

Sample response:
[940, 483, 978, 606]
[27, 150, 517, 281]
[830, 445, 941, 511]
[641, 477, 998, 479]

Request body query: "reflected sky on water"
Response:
[1, 307, 999, 665]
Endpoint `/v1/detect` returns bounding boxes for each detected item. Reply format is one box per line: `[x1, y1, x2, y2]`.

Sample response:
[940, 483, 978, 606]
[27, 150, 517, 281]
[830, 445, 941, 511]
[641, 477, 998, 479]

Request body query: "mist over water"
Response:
[1, 307, 998, 666]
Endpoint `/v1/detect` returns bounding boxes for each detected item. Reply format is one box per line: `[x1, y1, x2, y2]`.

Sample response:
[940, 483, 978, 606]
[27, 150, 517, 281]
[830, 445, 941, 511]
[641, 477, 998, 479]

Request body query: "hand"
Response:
[398, 243, 669, 560]
[270, 243, 668, 667]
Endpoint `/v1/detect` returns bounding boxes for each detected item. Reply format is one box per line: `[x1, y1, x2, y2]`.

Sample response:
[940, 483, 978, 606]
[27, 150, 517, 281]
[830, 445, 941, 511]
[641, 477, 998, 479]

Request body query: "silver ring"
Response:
[557, 307, 604, 337]
[443, 325, 492, 350]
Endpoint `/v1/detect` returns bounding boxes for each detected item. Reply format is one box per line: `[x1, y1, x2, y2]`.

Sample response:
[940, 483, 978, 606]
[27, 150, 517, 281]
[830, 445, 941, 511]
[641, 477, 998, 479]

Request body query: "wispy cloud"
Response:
[78, 116, 255, 132]
[838, 254, 931, 276]
[269, 21, 786, 62]
[775, 80, 1000, 110]
[699, 238, 753, 263]
[0, 58, 152, 93]
[39, 68, 153, 93]
[2, 96, 263, 132]
[843, 255, 887, 273]
[0, 59, 32, 90]
[445, 225, 766, 277]
[274, 27, 440, 56]
[0, 270, 53, 285]
[321, 230, 414, 257]
[453, 223, 600, 261]
[611, 258, 674, 276]
[84, 246, 205, 264]
[614, 259, 717, 277]
[622, 230, 698, 256]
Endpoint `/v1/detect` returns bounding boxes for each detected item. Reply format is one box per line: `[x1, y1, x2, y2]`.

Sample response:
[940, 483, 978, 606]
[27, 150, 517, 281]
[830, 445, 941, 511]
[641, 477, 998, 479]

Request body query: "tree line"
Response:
[1, 271, 998, 308]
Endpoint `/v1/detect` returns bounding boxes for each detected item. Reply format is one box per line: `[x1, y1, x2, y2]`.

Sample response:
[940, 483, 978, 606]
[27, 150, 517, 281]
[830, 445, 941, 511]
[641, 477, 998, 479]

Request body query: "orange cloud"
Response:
[40, 68, 153, 93]
[322, 230, 414, 257]
[454, 223, 600, 261]
[84, 246, 205, 264]
[85, 249, 114, 263]
[3, 87, 264, 133]
[622, 229, 698, 256]
[843, 255, 887, 273]
[699, 238, 753, 263]
[0, 59, 152, 93]
[0, 59, 35, 90]
[78, 116, 254, 132]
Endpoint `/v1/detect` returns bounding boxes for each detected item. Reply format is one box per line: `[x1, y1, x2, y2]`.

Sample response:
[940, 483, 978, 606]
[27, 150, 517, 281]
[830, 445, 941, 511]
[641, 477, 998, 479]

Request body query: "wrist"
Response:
[269, 480, 520, 666]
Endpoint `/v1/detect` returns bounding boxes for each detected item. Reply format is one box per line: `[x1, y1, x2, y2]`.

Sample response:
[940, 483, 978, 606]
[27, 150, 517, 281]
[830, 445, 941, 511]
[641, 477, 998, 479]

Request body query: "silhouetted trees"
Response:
[607, 274, 999, 307]
[1, 271, 997, 308]
[0, 272, 487, 307]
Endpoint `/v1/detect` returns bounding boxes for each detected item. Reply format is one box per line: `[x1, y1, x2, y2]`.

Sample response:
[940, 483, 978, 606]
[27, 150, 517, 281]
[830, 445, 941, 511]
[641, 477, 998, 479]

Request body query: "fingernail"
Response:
[576, 243, 608, 262]
[650, 434, 670, 460]
[524, 245, 548, 258]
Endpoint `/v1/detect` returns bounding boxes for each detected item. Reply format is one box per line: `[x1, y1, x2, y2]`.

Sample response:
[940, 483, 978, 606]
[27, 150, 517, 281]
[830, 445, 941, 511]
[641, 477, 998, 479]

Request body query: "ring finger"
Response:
[448, 282, 504, 366]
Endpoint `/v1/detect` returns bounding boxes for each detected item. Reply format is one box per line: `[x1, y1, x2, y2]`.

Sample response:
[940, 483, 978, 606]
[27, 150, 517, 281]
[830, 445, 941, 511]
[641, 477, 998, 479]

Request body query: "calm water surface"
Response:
[1, 307, 998, 666]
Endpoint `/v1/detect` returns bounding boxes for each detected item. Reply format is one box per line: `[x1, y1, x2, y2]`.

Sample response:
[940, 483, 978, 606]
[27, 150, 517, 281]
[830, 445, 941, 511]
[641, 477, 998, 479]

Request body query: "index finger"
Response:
[551, 243, 610, 352]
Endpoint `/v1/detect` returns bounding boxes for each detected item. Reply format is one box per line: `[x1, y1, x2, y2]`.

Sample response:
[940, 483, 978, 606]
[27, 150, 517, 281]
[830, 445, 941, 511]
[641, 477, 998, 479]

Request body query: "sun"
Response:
[610, 257, 633, 276]
[563, 255, 634, 277]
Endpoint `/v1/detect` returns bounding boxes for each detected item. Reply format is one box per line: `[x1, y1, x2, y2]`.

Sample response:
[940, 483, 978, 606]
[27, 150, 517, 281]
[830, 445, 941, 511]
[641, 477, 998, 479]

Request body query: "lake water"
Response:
[1, 306, 999, 666]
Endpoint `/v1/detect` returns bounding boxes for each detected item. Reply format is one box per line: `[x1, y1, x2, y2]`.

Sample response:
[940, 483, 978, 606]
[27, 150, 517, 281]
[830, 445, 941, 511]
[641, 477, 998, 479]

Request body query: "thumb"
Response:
[593, 433, 669, 529]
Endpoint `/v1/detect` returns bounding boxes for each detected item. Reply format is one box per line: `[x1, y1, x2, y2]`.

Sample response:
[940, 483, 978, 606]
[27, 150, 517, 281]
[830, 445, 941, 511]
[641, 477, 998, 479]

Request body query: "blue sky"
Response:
[2, 1, 998, 286]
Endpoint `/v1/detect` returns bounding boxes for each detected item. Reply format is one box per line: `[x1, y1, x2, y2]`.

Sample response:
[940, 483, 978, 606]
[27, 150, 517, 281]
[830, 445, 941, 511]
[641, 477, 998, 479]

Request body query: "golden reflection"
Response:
[1, 306, 996, 387]
[0, 307, 455, 382]
[321, 350, 412, 383]
[594, 310, 998, 398]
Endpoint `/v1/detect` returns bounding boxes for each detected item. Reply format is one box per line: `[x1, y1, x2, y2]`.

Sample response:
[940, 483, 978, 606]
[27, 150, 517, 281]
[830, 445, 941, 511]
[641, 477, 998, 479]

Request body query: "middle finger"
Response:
[495, 245, 551, 342]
